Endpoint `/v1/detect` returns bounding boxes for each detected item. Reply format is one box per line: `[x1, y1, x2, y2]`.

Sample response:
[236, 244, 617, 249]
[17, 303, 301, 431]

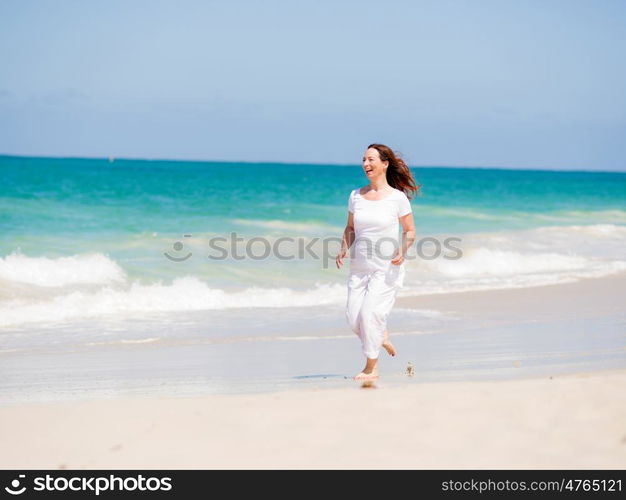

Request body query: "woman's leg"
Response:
[346, 273, 379, 380]
[382, 329, 396, 357]
[345, 272, 369, 340]
[353, 272, 399, 379]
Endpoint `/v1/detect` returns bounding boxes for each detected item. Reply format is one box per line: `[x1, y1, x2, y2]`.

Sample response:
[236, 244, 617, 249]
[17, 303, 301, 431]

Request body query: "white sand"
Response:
[1, 368, 625, 469]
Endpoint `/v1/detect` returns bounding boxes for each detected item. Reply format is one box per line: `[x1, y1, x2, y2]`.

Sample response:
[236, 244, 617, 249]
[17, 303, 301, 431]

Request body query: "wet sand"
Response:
[1, 273, 625, 469]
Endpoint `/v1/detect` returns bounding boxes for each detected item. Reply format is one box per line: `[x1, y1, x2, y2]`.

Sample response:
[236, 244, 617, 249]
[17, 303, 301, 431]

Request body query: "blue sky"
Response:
[1, 0, 625, 170]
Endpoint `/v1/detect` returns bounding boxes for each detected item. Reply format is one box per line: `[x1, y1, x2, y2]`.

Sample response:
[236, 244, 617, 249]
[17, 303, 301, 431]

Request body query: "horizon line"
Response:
[1, 152, 625, 175]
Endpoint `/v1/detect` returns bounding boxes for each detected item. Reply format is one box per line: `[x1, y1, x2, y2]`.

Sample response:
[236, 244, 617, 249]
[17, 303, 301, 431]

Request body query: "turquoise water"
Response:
[1, 154, 625, 327]
[1, 155, 626, 402]
[2, 156, 625, 244]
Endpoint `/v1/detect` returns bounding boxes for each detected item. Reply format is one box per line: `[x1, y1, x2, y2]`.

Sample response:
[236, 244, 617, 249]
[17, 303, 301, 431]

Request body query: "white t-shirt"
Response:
[347, 187, 412, 281]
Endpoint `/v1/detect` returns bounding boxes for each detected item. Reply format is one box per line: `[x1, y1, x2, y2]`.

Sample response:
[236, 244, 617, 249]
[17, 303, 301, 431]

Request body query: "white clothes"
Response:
[346, 270, 400, 359]
[348, 187, 412, 282]
[345, 187, 413, 359]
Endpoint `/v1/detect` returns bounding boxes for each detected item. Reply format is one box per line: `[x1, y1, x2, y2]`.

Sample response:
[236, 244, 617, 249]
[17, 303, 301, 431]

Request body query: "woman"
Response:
[336, 144, 418, 381]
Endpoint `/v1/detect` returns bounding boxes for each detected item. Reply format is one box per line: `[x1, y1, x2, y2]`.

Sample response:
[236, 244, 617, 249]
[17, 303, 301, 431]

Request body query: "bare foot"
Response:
[382, 340, 396, 357]
[354, 357, 379, 380]
[382, 329, 396, 356]
[353, 370, 379, 381]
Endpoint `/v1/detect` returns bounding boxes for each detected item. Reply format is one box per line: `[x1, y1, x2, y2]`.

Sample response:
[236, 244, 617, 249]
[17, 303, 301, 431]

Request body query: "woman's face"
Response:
[362, 147, 388, 179]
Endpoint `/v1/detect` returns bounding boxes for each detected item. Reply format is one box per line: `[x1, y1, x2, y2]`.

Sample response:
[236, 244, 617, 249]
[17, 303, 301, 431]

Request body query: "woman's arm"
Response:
[391, 213, 416, 265]
[336, 212, 355, 269]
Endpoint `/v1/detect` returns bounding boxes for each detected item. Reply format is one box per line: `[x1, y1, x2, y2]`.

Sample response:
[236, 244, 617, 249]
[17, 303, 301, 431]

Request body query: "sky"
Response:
[0, 0, 625, 171]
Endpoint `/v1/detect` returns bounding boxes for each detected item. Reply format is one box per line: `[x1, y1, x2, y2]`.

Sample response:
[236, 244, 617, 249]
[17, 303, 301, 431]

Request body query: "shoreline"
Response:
[1, 271, 625, 406]
[396, 271, 626, 320]
[1, 267, 625, 469]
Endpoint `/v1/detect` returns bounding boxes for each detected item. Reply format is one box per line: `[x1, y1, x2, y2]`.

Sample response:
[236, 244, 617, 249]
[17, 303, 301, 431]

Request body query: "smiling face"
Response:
[362, 147, 389, 179]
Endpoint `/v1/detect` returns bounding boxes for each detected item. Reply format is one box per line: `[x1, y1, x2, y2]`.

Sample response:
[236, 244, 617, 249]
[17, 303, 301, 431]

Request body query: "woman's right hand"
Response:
[335, 248, 347, 269]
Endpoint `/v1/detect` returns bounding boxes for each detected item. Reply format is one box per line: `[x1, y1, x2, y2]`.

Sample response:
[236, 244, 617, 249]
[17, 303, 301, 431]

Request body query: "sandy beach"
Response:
[1, 273, 625, 470]
[0, 368, 625, 470]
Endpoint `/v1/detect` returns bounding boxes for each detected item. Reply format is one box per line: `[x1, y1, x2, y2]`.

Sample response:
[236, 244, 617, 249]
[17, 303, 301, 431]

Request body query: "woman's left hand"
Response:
[391, 252, 405, 265]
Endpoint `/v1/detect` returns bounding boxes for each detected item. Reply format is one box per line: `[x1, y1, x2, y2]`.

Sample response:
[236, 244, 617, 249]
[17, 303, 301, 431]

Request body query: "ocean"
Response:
[1, 155, 625, 402]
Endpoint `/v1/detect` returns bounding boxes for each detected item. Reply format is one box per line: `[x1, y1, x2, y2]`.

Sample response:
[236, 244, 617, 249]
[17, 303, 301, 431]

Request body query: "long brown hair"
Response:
[367, 143, 421, 200]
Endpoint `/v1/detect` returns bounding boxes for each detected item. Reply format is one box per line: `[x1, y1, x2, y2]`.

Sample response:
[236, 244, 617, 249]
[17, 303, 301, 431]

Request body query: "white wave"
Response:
[533, 223, 626, 238]
[420, 206, 626, 224]
[0, 277, 348, 327]
[421, 248, 593, 277]
[2, 222, 626, 327]
[556, 209, 626, 222]
[396, 222, 626, 296]
[0, 252, 126, 287]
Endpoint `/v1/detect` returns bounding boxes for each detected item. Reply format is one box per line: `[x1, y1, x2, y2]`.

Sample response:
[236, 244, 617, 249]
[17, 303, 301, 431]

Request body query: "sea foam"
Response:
[0, 274, 348, 327]
[0, 252, 126, 287]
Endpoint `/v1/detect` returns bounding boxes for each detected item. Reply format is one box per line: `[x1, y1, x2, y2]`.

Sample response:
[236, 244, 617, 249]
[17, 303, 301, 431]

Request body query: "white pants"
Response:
[345, 268, 402, 359]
